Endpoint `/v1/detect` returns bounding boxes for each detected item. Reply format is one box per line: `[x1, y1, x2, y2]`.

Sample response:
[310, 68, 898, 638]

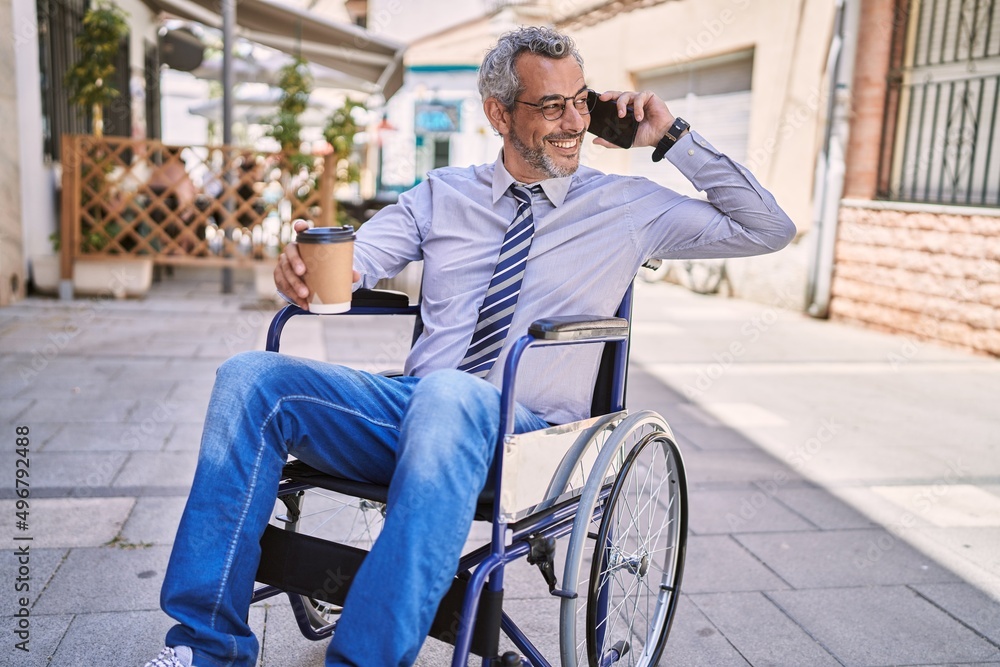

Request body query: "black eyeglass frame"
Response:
[514, 88, 596, 121]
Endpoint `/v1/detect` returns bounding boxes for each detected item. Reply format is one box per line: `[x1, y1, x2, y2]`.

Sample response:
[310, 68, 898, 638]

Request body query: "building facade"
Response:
[832, 0, 999, 356]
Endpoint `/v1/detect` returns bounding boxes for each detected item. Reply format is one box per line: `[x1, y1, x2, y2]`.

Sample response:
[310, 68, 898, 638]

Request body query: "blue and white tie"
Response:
[457, 184, 539, 378]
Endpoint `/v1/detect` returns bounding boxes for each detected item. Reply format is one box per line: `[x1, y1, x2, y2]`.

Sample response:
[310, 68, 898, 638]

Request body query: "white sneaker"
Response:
[144, 646, 193, 667]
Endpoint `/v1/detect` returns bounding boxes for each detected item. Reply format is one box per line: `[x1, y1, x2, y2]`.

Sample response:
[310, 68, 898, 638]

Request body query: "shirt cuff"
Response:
[664, 130, 718, 177]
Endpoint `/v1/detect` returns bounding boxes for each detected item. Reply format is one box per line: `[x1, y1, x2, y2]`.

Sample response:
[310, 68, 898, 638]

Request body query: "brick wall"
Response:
[830, 203, 1000, 356]
[842, 0, 897, 200]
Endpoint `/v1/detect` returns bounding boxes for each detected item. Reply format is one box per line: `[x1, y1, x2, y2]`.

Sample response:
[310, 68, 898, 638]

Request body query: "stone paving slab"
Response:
[0, 613, 74, 667]
[770, 487, 880, 530]
[690, 591, 842, 667]
[17, 397, 138, 424]
[18, 497, 133, 549]
[767, 586, 1000, 666]
[688, 487, 818, 534]
[121, 497, 188, 546]
[50, 610, 176, 667]
[659, 595, 752, 667]
[33, 546, 170, 615]
[111, 452, 199, 488]
[735, 529, 961, 588]
[0, 451, 128, 491]
[670, 423, 761, 451]
[911, 582, 1000, 646]
[164, 423, 207, 451]
[41, 421, 172, 452]
[680, 535, 791, 593]
[678, 448, 803, 486]
[0, 548, 67, 616]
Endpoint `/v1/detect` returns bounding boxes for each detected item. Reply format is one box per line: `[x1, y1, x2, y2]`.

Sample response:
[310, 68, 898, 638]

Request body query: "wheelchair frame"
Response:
[250, 284, 689, 667]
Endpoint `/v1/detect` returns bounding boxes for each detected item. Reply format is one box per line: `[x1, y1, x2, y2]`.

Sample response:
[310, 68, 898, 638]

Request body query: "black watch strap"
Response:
[651, 117, 691, 162]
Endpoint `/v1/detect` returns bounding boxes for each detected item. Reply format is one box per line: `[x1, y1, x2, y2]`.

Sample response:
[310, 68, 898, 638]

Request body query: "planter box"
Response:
[31, 255, 153, 298]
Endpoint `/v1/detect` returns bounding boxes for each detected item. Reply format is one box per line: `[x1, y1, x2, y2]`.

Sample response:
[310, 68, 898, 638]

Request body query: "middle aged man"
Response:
[146, 25, 795, 667]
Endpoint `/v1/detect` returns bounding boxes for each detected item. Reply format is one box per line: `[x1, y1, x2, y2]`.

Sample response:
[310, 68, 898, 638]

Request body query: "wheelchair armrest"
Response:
[266, 289, 417, 353]
[351, 288, 411, 309]
[528, 316, 629, 341]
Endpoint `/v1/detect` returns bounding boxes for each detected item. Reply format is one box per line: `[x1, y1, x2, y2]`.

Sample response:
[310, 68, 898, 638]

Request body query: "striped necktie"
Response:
[457, 183, 539, 378]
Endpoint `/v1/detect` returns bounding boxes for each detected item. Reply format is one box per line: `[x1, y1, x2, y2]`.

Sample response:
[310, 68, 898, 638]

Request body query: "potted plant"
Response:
[37, 1, 152, 298]
[323, 98, 366, 227]
[65, 0, 129, 139]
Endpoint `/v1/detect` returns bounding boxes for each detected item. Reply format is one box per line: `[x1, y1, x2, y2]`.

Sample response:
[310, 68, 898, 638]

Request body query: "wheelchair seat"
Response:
[278, 459, 498, 521]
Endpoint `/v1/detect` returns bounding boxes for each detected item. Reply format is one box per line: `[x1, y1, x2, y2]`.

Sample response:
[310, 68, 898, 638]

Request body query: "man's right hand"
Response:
[274, 220, 361, 309]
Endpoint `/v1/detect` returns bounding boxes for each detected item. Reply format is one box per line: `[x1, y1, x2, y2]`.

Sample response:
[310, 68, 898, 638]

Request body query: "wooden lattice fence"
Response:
[58, 135, 336, 280]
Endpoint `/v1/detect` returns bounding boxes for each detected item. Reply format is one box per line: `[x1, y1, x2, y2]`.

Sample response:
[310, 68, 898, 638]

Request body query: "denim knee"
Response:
[413, 369, 499, 422]
[215, 350, 285, 389]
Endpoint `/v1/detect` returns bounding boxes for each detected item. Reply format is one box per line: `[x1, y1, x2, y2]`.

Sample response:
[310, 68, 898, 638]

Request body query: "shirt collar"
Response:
[491, 149, 572, 207]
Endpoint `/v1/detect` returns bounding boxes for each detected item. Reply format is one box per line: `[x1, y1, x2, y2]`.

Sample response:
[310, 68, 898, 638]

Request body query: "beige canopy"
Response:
[144, 0, 406, 99]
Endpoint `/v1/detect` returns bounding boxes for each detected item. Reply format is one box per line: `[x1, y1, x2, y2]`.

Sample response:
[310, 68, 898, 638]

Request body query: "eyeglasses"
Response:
[515, 89, 596, 121]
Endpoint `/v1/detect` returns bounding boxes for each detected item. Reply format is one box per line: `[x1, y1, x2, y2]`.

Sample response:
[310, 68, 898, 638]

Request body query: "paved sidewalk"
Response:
[1, 269, 998, 667]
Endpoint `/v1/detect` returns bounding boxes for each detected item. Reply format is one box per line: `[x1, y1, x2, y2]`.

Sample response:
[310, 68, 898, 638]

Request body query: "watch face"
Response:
[670, 118, 689, 138]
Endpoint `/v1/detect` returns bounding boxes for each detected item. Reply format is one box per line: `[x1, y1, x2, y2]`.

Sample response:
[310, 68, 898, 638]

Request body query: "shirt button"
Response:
[687, 149, 695, 156]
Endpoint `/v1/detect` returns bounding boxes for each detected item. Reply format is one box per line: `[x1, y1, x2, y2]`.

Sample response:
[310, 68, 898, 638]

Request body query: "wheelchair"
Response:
[250, 281, 689, 667]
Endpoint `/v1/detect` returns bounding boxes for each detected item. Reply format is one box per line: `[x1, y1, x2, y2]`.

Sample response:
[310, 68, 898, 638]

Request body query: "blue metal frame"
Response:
[265, 302, 420, 353]
[258, 284, 636, 666]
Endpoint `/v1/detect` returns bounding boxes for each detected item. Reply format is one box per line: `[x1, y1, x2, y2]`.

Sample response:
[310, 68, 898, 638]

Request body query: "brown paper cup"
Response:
[297, 228, 355, 313]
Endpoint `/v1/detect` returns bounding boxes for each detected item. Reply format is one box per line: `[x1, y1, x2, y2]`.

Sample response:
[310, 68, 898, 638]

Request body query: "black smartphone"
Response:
[586, 90, 639, 149]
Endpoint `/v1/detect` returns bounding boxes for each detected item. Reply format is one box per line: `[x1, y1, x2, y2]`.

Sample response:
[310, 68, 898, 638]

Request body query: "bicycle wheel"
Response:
[275, 486, 386, 631]
[559, 411, 687, 667]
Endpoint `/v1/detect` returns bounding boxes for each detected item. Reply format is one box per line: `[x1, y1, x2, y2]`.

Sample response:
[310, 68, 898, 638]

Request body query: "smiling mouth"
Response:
[548, 135, 581, 150]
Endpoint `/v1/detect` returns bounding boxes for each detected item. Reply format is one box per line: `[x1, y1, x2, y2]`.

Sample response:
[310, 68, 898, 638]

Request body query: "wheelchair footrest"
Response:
[256, 525, 503, 657]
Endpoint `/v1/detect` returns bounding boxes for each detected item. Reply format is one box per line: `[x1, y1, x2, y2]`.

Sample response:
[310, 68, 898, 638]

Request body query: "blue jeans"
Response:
[160, 351, 548, 667]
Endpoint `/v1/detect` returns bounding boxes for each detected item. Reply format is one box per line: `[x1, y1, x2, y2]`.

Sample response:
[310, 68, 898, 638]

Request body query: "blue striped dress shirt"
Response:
[352, 131, 796, 424]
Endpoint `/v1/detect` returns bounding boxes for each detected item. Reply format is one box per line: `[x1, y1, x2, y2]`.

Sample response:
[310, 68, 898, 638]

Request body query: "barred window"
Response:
[37, 0, 131, 162]
[878, 0, 1000, 207]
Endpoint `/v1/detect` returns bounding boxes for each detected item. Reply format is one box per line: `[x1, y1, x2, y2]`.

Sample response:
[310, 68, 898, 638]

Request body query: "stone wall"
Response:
[0, 0, 25, 306]
[830, 202, 1000, 356]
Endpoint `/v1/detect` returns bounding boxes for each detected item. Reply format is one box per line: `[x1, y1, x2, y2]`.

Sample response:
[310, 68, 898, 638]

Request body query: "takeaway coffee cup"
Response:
[296, 226, 356, 313]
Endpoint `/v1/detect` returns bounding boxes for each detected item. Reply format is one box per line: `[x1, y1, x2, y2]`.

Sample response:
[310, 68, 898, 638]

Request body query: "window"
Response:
[37, 0, 131, 162]
[878, 0, 1000, 206]
[631, 50, 754, 197]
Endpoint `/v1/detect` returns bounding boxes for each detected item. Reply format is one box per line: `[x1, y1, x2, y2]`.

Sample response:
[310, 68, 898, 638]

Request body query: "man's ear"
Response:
[484, 97, 511, 136]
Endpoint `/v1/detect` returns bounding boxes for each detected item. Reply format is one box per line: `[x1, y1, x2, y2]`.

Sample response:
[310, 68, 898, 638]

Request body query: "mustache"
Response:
[544, 131, 584, 142]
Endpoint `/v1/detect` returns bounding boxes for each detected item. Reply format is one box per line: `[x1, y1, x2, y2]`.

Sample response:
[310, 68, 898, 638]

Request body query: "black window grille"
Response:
[145, 39, 162, 140]
[878, 0, 1000, 207]
[37, 0, 132, 162]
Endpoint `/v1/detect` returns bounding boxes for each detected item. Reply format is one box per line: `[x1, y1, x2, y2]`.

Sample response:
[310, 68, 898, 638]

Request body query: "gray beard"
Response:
[509, 126, 579, 179]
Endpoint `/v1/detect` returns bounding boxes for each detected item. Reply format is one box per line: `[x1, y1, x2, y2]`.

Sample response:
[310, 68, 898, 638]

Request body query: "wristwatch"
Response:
[651, 117, 691, 162]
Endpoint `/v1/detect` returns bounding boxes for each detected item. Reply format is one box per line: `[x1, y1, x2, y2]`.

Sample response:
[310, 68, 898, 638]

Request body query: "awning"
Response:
[144, 0, 406, 99]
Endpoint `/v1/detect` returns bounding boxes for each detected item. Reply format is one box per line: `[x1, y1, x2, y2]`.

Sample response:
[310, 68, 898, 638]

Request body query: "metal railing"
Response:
[58, 135, 337, 280]
[878, 0, 1000, 207]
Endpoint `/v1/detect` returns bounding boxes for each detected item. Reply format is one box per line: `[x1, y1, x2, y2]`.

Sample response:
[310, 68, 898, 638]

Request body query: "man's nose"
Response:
[560, 104, 587, 133]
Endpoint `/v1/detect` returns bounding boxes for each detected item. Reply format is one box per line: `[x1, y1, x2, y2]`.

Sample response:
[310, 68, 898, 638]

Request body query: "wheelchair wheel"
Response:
[277, 487, 386, 630]
[559, 411, 687, 667]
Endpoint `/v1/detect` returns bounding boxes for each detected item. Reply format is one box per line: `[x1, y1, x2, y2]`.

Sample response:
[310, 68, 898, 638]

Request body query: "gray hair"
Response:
[478, 26, 584, 108]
